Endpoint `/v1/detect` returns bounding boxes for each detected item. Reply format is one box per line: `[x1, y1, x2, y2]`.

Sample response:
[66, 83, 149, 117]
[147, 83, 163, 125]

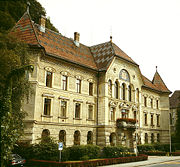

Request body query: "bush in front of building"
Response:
[137, 143, 179, 153]
[102, 145, 135, 158]
[62, 145, 101, 161]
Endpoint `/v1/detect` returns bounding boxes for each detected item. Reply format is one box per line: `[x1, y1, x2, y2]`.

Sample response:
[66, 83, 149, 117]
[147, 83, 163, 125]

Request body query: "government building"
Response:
[11, 10, 171, 148]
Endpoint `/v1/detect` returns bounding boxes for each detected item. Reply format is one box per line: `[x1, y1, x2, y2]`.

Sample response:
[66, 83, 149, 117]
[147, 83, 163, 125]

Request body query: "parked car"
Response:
[8, 154, 26, 166]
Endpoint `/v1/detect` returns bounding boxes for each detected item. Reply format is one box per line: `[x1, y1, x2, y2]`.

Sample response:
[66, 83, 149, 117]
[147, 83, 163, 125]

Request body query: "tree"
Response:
[0, 0, 59, 33]
[175, 102, 180, 143]
[0, 33, 33, 166]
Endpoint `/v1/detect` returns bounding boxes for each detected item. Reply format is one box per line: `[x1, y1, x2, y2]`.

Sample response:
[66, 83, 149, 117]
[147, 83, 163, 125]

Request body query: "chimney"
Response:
[74, 32, 80, 47]
[39, 15, 46, 33]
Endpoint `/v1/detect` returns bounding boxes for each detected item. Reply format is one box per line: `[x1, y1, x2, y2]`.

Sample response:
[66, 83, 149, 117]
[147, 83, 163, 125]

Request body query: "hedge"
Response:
[139, 151, 180, 156]
[26, 154, 148, 167]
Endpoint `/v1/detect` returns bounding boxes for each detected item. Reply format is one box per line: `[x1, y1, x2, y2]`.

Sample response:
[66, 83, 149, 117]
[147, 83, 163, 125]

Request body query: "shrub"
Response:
[64, 145, 101, 161]
[102, 146, 133, 158]
[137, 144, 155, 153]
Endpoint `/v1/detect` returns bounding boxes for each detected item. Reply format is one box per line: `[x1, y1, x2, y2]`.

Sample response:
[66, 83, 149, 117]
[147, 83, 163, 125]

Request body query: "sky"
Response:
[38, 0, 180, 94]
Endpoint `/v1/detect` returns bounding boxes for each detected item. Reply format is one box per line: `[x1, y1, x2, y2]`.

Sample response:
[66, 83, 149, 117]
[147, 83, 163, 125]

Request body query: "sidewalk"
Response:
[101, 156, 180, 167]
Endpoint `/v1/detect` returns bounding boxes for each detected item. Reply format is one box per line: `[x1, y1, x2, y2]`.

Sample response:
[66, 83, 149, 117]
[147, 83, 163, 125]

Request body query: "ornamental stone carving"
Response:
[44, 66, 56, 73]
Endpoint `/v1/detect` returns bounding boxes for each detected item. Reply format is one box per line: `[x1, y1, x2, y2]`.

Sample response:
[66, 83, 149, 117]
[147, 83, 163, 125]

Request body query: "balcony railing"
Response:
[116, 118, 137, 129]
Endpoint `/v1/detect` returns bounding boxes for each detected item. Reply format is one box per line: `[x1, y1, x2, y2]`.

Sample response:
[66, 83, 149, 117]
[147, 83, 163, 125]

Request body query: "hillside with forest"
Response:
[0, 0, 59, 33]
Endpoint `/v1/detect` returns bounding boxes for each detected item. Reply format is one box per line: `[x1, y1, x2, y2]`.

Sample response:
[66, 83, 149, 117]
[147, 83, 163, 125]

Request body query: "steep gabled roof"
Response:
[142, 75, 159, 91]
[170, 90, 180, 109]
[10, 11, 170, 94]
[112, 43, 137, 65]
[152, 71, 171, 93]
[35, 26, 98, 69]
[10, 11, 39, 45]
[90, 41, 138, 71]
[90, 42, 114, 70]
[141, 71, 171, 93]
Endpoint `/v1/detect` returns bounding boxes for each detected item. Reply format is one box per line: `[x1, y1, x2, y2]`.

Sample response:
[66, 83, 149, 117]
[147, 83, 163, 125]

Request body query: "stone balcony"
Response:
[116, 118, 137, 129]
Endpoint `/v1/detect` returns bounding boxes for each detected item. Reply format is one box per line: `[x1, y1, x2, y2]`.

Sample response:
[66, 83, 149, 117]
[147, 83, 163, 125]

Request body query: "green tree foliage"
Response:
[0, 33, 33, 166]
[0, 0, 59, 33]
[175, 102, 180, 143]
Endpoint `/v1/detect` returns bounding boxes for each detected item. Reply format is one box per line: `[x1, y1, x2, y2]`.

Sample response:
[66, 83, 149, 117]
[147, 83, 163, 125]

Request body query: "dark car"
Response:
[8, 154, 26, 166]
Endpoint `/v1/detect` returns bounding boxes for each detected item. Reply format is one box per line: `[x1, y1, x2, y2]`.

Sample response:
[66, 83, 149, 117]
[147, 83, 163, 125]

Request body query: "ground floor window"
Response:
[74, 130, 80, 145]
[41, 129, 50, 142]
[145, 133, 148, 144]
[151, 133, 154, 143]
[59, 130, 66, 146]
[87, 131, 93, 144]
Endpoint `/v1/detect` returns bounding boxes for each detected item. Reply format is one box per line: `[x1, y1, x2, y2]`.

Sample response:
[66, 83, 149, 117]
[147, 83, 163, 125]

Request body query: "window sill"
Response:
[157, 125, 160, 127]
[144, 124, 148, 126]
[41, 115, 53, 118]
[109, 120, 116, 122]
[73, 118, 82, 120]
[86, 119, 94, 121]
[58, 116, 68, 119]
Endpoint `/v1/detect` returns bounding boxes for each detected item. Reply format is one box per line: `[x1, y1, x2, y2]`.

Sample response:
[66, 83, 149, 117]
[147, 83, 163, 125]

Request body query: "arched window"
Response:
[110, 133, 116, 146]
[87, 131, 93, 144]
[122, 83, 126, 100]
[108, 80, 112, 97]
[114, 81, 118, 99]
[136, 88, 139, 103]
[157, 133, 160, 143]
[41, 129, 50, 143]
[59, 130, 66, 146]
[128, 85, 131, 101]
[145, 133, 148, 144]
[74, 130, 80, 145]
[151, 133, 154, 143]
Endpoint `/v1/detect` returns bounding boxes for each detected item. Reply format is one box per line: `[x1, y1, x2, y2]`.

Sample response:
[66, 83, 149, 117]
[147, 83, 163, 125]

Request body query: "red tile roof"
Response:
[152, 71, 171, 93]
[10, 12, 39, 45]
[142, 71, 171, 93]
[11, 11, 170, 94]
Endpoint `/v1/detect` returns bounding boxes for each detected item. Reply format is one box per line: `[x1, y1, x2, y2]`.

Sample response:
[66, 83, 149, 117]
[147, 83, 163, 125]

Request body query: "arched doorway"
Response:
[109, 133, 116, 146]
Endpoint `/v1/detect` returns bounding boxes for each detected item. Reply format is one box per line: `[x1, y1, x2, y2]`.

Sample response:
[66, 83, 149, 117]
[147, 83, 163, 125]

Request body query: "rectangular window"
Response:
[156, 100, 159, 109]
[44, 98, 51, 115]
[89, 83, 93, 96]
[134, 111, 137, 120]
[151, 114, 154, 126]
[46, 71, 52, 87]
[157, 115, 160, 126]
[62, 75, 67, 90]
[75, 103, 80, 118]
[151, 99, 153, 108]
[76, 79, 81, 93]
[61, 101, 67, 117]
[144, 113, 147, 125]
[144, 97, 147, 107]
[88, 105, 93, 120]
[110, 107, 115, 121]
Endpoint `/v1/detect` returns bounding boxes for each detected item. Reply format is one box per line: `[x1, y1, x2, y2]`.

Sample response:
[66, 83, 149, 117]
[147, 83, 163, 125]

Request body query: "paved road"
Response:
[145, 160, 180, 167]
[101, 156, 180, 167]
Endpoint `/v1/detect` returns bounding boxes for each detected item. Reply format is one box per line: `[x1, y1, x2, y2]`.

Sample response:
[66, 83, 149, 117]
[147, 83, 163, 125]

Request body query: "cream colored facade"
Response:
[13, 11, 171, 147]
[22, 50, 170, 147]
